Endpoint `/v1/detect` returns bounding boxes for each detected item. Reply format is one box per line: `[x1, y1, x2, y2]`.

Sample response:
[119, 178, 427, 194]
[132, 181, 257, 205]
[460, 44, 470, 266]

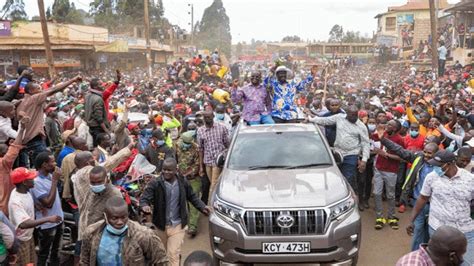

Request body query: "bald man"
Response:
[81, 196, 168, 265]
[397, 225, 467, 265]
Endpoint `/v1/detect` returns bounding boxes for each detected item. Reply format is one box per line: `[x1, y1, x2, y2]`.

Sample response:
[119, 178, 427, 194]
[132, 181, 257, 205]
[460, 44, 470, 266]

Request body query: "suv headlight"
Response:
[213, 198, 242, 223]
[329, 195, 355, 220]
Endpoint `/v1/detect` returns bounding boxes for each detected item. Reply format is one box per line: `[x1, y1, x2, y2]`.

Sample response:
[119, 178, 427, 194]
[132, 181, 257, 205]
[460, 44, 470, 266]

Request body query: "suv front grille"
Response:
[243, 210, 327, 235]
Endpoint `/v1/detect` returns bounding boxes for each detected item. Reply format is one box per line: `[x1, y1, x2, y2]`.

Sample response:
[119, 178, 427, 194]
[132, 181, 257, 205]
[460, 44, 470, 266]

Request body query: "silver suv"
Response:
[209, 123, 361, 265]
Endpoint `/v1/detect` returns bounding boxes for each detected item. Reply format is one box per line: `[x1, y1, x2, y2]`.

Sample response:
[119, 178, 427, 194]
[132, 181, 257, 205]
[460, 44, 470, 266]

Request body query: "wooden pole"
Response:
[37, 0, 55, 78]
[144, 0, 152, 77]
[429, 0, 438, 71]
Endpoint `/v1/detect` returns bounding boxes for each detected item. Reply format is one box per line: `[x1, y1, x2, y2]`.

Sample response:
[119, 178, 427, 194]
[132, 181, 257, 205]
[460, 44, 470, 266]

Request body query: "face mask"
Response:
[156, 140, 165, 146]
[215, 113, 225, 120]
[433, 165, 446, 176]
[410, 130, 419, 138]
[187, 130, 196, 136]
[368, 124, 376, 132]
[104, 214, 128, 235]
[90, 183, 106, 194]
[181, 143, 192, 150]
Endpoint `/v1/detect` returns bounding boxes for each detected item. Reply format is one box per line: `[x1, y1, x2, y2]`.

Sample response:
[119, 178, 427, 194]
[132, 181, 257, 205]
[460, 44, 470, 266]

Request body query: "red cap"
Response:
[11, 167, 37, 185]
[127, 123, 139, 131]
[45, 107, 57, 114]
[392, 106, 405, 114]
[358, 110, 368, 118]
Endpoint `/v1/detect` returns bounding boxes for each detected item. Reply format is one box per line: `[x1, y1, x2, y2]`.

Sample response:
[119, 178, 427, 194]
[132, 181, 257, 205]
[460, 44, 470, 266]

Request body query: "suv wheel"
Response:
[351, 254, 359, 266]
[212, 256, 220, 266]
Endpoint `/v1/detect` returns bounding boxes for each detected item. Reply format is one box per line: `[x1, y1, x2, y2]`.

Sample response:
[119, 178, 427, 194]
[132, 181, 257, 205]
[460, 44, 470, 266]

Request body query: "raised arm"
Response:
[42, 76, 82, 97]
[308, 113, 343, 126]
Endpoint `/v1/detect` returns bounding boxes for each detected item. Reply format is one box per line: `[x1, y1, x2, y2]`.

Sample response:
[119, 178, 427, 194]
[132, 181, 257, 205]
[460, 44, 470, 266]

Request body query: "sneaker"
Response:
[388, 217, 399, 230]
[398, 204, 406, 213]
[187, 228, 197, 238]
[375, 218, 386, 230]
[363, 201, 369, 209]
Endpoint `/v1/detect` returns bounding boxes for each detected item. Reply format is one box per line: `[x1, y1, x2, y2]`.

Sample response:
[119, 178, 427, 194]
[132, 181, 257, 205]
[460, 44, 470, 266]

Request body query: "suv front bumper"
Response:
[209, 208, 361, 264]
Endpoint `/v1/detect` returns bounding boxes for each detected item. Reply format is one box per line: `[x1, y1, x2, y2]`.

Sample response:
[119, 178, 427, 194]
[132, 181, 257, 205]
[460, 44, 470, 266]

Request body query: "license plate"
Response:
[262, 242, 311, 254]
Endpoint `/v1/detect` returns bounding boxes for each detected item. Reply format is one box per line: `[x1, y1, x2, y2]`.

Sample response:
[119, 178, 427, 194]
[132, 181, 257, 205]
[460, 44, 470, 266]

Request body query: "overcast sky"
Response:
[15, 0, 460, 44]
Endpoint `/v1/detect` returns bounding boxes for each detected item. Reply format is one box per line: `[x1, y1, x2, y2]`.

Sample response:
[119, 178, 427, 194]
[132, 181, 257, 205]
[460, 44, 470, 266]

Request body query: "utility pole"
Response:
[188, 4, 194, 46]
[144, 0, 152, 77]
[429, 0, 438, 72]
[37, 0, 55, 78]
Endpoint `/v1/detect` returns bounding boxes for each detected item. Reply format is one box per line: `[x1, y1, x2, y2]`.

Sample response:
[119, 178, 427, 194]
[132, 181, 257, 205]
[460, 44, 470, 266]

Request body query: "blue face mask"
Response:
[215, 113, 225, 120]
[410, 130, 419, 138]
[156, 140, 165, 146]
[368, 124, 376, 132]
[90, 183, 106, 194]
[433, 165, 446, 176]
[181, 142, 192, 150]
[104, 214, 128, 235]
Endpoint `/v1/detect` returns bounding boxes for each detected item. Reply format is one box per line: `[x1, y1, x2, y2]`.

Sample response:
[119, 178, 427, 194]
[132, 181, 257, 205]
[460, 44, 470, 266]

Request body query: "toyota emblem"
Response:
[276, 214, 295, 228]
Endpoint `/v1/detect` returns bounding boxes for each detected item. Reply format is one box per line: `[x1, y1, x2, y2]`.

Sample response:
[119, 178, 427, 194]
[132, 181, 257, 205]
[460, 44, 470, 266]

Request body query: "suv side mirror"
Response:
[216, 151, 226, 168]
[332, 149, 343, 165]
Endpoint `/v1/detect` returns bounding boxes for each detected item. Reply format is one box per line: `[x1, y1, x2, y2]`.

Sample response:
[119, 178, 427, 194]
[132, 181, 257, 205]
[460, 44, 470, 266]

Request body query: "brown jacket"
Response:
[80, 220, 169, 266]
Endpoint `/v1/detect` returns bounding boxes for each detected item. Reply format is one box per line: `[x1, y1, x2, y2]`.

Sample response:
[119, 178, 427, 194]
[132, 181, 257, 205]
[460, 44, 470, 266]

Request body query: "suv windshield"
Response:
[228, 131, 332, 170]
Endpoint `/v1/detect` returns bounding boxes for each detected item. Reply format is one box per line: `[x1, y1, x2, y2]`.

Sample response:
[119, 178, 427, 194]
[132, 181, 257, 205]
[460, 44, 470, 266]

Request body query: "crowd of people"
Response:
[0, 48, 472, 266]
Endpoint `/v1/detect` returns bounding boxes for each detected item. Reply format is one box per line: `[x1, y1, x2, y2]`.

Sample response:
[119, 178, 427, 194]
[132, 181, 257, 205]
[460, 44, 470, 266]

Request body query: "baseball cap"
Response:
[428, 150, 456, 166]
[392, 106, 405, 114]
[180, 131, 194, 144]
[11, 167, 37, 185]
[127, 123, 139, 131]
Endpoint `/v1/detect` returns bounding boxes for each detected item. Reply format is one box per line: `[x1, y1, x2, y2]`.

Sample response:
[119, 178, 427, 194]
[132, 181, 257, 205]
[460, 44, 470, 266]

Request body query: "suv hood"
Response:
[217, 167, 349, 208]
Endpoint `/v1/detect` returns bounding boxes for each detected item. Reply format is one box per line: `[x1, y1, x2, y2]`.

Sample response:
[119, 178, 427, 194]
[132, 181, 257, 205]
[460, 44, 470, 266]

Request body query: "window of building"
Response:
[386, 17, 396, 31]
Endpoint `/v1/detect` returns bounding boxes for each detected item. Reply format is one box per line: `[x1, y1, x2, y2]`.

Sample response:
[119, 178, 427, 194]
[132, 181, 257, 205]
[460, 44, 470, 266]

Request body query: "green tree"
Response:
[195, 0, 232, 57]
[282, 35, 302, 42]
[1, 0, 27, 20]
[52, 0, 71, 23]
[90, 0, 120, 30]
[328, 24, 344, 43]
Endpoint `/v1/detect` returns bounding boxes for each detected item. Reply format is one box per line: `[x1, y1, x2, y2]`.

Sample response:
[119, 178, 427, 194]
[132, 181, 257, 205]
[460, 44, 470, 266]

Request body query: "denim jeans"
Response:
[247, 114, 275, 125]
[429, 226, 474, 266]
[19, 136, 48, 168]
[411, 201, 430, 251]
[37, 224, 63, 266]
[338, 155, 358, 193]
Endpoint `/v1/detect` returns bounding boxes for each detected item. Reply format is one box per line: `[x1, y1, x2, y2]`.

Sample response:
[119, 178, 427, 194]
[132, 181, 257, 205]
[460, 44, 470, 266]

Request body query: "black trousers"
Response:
[357, 157, 374, 203]
[89, 126, 106, 147]
[37, 224, 63, 266]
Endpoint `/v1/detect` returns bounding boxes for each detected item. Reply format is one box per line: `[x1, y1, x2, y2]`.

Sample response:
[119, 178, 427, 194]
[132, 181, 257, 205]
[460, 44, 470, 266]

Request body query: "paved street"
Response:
[182, 200, 412, 265]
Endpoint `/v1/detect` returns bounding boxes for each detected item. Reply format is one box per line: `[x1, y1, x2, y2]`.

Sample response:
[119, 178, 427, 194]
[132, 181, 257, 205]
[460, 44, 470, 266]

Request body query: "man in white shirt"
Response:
[0, 101, 17, 144]
[407, 150, 474, 266]
[437, 41, 447, 77]
[8, 167, 61, 266]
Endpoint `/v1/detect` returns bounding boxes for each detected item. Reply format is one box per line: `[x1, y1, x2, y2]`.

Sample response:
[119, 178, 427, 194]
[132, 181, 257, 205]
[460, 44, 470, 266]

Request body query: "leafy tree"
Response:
[328, 24, 344, 43]
[1, 0, 27, 20]
[282, 35, 302, 42]
[90, 0, 120, 30]
[341, 30, 371, 43]
[52, 0, 71, 23]
[195, 0, 232, 57]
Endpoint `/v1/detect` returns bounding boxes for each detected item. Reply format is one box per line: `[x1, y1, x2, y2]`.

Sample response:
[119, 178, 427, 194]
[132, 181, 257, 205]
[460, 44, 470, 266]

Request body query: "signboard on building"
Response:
[377, 35, 397, 47]
[30, 52, 81, 68]
[0, 21, 11, 36]
[397, 14, 414, 25]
